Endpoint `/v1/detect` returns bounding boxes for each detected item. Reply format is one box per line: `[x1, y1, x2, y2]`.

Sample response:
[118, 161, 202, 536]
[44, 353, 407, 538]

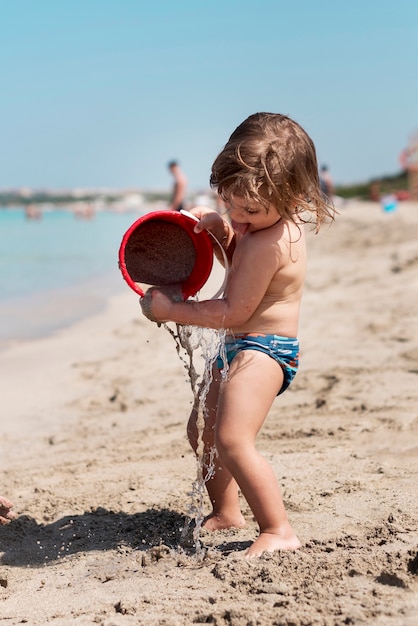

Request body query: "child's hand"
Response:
[140, 285, 183, 324]
[189, 206, 226, 239]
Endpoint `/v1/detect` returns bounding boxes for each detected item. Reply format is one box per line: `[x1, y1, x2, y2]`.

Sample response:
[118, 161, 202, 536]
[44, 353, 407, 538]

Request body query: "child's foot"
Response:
[245, 530, 301, 559]
[0, 496, 16, 525]
[202, 512, 246, 531]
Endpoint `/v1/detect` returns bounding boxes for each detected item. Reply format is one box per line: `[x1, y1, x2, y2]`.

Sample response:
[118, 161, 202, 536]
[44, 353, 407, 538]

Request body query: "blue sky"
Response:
[1, 0, 417, 191]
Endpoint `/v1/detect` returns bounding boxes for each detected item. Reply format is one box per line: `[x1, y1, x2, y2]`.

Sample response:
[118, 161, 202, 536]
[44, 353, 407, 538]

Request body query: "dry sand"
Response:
[1, 200, 417, 625]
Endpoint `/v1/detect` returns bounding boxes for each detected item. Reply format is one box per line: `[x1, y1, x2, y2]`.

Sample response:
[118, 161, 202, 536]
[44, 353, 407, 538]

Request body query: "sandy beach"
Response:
[1, 200, 417, 625]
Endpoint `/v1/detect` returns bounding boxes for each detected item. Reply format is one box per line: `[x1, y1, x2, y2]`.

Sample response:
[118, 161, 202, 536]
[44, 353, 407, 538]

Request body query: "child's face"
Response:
[224, 195, 280, 235]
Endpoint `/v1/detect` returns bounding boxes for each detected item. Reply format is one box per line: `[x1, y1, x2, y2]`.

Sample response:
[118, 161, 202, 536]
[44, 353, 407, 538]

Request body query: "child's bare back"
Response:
[226, 216, 306, 338]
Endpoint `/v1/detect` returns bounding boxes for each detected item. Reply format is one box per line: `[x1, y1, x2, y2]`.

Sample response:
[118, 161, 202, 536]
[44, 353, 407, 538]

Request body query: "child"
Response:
[141, 113, 334, 557]
[0, 496, 15, 525]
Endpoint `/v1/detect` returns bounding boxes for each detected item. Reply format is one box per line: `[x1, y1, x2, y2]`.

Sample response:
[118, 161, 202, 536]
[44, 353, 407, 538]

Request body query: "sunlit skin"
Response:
[141, 196, 305, 557]
[0, 496, 16, 525]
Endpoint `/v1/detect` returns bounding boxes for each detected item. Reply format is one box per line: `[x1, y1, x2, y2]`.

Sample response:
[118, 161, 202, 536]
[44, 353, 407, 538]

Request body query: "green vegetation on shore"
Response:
[335, 170, 408, 199]
[0, 170, 410, 207]
[0, 190, 170, 208]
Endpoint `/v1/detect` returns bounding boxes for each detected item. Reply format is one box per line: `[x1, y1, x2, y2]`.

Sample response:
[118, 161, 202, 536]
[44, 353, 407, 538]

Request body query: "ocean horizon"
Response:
[0, 206, 145, 349]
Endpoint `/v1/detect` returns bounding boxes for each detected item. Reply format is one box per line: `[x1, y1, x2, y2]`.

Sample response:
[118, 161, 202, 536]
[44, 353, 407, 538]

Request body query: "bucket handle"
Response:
[180, 210, 229, 300]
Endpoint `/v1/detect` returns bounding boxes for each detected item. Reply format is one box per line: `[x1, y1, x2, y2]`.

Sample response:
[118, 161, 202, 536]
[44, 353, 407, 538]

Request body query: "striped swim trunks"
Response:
[216, 333, 300, 395]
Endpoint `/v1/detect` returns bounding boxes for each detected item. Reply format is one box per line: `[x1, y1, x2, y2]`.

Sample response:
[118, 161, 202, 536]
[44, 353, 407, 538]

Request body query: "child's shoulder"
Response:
[283, 218, 306, 241]
[256, 217, 305, 244]
[260, 219, 306, 262]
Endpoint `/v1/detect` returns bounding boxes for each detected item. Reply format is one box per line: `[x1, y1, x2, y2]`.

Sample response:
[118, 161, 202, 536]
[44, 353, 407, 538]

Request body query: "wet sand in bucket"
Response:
[124, 220, 197, 286]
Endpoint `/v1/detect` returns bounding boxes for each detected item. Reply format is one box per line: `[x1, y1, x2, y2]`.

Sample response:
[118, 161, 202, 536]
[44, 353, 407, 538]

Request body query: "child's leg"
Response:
[215, 350, 300, 557]
[187, 368, 245, 529]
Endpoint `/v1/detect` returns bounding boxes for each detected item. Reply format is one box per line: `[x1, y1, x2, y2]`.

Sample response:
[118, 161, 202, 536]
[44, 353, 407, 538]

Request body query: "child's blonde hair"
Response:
[210, 112, 334, 231]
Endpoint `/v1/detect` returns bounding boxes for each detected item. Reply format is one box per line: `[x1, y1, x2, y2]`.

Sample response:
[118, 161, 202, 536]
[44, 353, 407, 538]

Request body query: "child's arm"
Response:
[141, 230, 280, 329]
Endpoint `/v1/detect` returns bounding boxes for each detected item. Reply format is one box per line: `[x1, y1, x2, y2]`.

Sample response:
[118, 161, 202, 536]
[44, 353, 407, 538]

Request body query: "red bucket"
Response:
[118, 210, 214, 299]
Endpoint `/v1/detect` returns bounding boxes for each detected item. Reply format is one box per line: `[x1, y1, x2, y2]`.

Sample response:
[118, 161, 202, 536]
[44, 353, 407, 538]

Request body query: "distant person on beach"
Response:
[167, 160, 187, 212]
[319, 164, 334, 201]
[0, 496, 15, 525]
[25, 204, 42, 220]
[142, 113, 334, 557]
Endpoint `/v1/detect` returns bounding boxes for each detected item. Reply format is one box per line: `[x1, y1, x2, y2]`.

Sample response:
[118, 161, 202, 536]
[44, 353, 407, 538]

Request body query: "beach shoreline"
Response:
[0, 269, 127, 351]
[1, 200, 417, 625]
[0, 207, 143, 350]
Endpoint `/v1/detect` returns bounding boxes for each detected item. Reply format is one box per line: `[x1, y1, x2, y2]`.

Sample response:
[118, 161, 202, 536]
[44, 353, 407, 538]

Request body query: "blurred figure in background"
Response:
[167, 160, 187, 211]
[25, 204, 42, 220]
[369, 181, 381, 202]
[319, 164, 334, 201]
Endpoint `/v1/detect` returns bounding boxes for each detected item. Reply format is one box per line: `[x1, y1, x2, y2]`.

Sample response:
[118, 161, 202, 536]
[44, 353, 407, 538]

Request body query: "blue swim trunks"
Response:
[216, 333, 299, 395]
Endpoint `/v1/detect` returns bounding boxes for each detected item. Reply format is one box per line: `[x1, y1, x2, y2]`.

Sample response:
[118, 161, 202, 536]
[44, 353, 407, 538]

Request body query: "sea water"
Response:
[0, 206, 143, 348]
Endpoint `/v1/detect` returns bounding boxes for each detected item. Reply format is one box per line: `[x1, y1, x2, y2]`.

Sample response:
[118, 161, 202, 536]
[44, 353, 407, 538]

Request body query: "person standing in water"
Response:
[167, 160, 188, 212]
[142, 113, 334, 557]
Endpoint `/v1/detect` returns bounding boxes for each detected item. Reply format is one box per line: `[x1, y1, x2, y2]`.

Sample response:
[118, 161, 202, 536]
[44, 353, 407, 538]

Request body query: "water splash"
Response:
[162, 322, 228, 557]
